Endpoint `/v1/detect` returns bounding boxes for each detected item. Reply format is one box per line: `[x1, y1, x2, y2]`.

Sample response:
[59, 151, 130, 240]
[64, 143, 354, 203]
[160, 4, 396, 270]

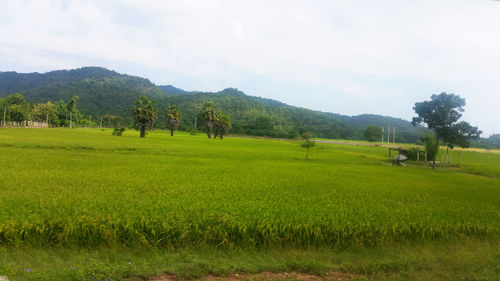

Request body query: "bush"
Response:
[112, 126, 126, 136]
[406, 148, 418, 161]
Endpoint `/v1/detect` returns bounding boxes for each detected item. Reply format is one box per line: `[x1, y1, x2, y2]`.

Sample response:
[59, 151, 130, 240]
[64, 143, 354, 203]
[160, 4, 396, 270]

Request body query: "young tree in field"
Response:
[364, 125, 383, 143]
[201, 101, 215, 138]
[67, 95, 79, 128]
[132, 96, 157, 138]
[165, 104, 182, 136]
[300, 132, 316, 159]
[213, 110, 231, 139]
[412, 92, 481, 169]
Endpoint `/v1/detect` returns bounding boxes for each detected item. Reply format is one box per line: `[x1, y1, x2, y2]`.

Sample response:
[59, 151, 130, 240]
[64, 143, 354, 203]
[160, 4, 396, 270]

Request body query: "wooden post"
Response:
[69, 111, 72, 128]
[100, 117, 103, 128]
[382, 127, 384, 142]
[387, 127, 390, 144]
[458, 152, 461, 167]
[417, 147, 420, 161]
[89, 115, 92, 127]
[445, 147, 449, 165]
[425, 151, 427, 162]
[393, 127, 396, 144]
[441, 149, 444, 165]
[388, 148, 391, 161]
[449, 151, 452, 164]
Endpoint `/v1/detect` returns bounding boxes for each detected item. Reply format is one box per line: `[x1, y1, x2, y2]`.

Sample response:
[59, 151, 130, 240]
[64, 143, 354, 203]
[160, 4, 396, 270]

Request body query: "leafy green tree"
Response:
[4, 93, 27, 123]
[30, 102, 57, 125]
[300, 132, 316, 159]
[364, 125, 383, 143]
[8, 104, 25, 122]
[6, 93, 26, 106]
[55, 100, 68, 126]
[412, 92, 481, 169]
[132, 96, 157, 138]
[165, 105, 182, 136]
[201, 101, 215, 138]
[102, 114, 121, 128]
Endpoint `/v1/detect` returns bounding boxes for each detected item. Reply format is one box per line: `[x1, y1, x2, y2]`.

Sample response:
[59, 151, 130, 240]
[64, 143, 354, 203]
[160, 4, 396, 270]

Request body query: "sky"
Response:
[0, 0, 499, 136]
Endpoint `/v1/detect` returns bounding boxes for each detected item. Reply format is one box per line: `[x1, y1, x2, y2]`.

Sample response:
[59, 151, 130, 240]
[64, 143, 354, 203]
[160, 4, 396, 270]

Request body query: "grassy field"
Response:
[0, 128, 499, 280]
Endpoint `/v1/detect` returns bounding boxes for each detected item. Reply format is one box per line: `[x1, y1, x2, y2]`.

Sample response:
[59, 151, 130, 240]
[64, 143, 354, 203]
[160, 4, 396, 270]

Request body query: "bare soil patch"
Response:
[147, 271, 354, 281]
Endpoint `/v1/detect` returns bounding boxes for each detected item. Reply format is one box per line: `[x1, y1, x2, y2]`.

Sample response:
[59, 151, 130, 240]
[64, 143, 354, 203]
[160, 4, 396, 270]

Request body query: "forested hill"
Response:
[0, 66, 427, 142]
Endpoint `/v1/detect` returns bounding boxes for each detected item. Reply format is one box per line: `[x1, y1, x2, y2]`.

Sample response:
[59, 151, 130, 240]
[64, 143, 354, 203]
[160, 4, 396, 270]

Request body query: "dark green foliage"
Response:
[406, 148, 419, 161]
[131, 96, 157, 138]
[424, 134, 438, 162]
[6, 93, 26, 105]
[364, 125, 383, 143]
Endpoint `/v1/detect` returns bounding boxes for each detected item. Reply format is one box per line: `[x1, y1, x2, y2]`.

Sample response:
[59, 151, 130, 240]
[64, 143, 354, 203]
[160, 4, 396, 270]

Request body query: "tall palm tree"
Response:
[131, 96, 157, 138]
[67, 95, 79, 128]
[201, 101, 215, 138]
[165, 104, 182, 136]
[213, 110, 231, 139]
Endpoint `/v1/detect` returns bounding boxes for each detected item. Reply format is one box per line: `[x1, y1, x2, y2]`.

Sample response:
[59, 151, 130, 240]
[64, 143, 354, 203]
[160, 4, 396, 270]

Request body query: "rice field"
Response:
[1, 128, 499, 250]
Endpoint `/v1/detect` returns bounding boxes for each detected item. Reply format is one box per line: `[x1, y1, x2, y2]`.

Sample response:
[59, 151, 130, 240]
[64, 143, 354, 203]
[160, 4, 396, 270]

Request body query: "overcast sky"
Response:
[1, 0, 499, 136]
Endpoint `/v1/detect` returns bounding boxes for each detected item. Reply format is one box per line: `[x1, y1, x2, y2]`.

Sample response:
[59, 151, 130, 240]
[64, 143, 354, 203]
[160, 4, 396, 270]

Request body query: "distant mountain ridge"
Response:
[0, 66, 428, 142]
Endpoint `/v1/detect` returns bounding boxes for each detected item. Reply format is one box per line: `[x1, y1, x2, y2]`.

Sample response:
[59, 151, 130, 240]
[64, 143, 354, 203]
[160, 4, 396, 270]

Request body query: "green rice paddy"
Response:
[0, 128, 499, 280]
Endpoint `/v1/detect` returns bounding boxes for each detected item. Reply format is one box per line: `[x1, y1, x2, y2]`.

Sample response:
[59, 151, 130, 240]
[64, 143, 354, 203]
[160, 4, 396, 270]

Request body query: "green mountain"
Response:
[0, 66, 428, 142]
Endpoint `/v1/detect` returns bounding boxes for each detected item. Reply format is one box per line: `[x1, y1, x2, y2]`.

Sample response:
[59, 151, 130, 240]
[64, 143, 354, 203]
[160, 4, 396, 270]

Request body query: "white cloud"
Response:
[0, 0, 499, 135]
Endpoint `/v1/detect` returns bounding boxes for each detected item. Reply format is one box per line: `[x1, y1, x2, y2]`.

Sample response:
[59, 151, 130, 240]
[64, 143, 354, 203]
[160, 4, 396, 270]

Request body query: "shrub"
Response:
[112, 126, 126, 136]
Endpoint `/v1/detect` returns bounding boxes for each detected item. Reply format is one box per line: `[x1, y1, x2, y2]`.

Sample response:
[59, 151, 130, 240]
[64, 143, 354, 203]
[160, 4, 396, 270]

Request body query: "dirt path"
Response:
[147, 271, 354, 281]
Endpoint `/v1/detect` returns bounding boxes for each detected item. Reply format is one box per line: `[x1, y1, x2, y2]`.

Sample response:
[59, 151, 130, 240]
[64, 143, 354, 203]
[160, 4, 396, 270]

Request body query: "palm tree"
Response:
[201, 101, 215, 138]
[67, 95, 79, 128]
[165, 105, 182, 136]
[213, 110, 231, 139]
[131, 96, 157, 138]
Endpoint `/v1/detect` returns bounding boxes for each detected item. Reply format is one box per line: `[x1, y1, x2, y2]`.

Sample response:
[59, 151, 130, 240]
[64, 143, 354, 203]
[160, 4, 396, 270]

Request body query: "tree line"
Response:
[131, 96, 231, 139]
[0, 93, 83, 127]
